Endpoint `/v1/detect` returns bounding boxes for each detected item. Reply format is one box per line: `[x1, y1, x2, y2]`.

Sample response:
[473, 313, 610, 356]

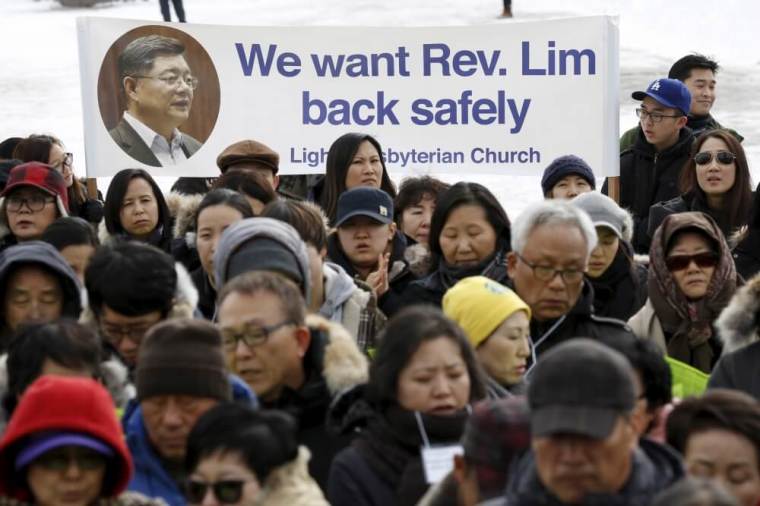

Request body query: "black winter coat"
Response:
[604, 127, 694, 253]
[587, 241, 647, 321]
[649, 193, 736, 244]
[732, 229, 760, 281]
[522, 280, 637, 359]
[190, 267, 216, 320]
[710, 274, 760, 400]
[401, 250, 510, 308]
[328, 403, 468, 506]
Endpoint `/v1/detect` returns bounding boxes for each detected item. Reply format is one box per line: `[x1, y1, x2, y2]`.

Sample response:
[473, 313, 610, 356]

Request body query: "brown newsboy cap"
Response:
[216, 139, 279, 175]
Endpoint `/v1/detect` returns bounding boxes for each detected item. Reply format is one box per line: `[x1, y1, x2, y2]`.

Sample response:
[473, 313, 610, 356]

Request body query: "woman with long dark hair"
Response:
[103, 168, 173, 252]
[319, 133, 396, 226]
[649, 129, 753, 242]
[401, 182, 511, 307]
[13, 134, 104, 224]
[192, 189, 253, 319]
[328, 306, 486, 506]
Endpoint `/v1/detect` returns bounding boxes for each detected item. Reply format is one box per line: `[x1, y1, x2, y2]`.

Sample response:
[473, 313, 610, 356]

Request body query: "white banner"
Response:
[77, 16, 619, 178]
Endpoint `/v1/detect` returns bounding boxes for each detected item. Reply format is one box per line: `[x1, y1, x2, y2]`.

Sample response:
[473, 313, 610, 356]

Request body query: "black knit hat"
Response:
[136, 319, 231, 402]
[540, 155, 596, 195]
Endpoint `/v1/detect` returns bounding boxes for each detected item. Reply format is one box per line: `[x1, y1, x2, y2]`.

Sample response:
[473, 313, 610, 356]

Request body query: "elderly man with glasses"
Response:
[110, 34, 202, 167]
[506, 200, 636, 361]
[216, 270, 368, 491]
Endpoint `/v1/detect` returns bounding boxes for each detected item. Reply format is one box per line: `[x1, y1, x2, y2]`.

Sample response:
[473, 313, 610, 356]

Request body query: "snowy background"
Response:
[2, 0, 759, 217]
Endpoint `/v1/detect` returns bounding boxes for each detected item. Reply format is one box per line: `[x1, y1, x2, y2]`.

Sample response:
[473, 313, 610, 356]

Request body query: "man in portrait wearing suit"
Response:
[110, 34, 201, 167]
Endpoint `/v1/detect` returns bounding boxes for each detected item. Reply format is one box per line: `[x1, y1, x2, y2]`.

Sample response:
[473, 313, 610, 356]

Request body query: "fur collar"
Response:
[305, 314, 368, 396]
[716, 272, 760, 354]
[255, 446, 328, 505]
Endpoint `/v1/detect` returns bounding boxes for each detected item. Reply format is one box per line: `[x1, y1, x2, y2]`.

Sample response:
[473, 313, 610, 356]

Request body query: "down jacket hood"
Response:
[213, 217, 312, 305]
[0, 241, 81, 340]
[716, 271, 760, 355]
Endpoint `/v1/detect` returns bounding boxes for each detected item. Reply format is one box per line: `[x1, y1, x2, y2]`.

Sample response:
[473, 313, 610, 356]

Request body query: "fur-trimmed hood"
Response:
[716, 272, 760, 354]
[254, 446, 329, 506]
[305, 314, 368, 396]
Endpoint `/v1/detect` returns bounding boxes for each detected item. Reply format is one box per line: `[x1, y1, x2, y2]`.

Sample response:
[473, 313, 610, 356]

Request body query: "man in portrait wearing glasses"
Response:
[216, 270, 368, 490]
[506, 200, 635, 361]
[602, 78, 693, 253]
[110, 34, 201, 167]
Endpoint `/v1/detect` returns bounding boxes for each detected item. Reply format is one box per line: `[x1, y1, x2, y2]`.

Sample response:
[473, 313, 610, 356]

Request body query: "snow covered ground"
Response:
[2, 0, 759, 217]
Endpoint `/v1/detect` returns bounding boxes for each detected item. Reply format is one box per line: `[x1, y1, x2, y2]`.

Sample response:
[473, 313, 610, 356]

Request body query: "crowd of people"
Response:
[0, 50, 758, 506]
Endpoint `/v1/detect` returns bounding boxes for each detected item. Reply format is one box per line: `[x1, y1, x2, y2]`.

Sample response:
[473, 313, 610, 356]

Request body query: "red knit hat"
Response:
[2, 161, 69, 212]
[0, 376, 133, 499]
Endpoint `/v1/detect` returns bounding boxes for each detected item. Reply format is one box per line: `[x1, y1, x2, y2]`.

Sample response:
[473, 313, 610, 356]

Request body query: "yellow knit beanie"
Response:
[442, 276, 531, 348]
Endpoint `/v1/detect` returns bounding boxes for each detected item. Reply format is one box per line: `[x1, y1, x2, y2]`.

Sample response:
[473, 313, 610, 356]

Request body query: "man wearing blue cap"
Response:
[603, 78, 694, 253]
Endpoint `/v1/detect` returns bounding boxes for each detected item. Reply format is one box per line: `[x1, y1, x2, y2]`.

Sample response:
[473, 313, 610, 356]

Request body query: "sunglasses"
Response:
[185, 480, 249, 504]
[694, 151, 736, 166]
[665, 252, 719, 272]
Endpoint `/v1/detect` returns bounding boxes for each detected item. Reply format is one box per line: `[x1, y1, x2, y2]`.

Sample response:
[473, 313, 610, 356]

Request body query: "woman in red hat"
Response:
[0, 375, 155, 506]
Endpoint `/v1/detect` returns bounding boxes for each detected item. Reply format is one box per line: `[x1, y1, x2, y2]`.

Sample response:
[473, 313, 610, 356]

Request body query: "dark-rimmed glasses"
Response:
[515, 252, 584, 283]
[636, 108, 682, 123]
[221, 320, 294, 351]
[694, 151, 736, 166]
[6, 194, 56, 213]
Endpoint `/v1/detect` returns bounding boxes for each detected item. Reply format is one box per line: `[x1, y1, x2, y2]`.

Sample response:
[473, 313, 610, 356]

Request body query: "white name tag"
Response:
[421, 444, 463, 484]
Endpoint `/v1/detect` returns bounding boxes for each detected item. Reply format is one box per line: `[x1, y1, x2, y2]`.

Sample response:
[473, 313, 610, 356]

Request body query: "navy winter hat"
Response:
[632, 78, 692, 117]
[335, 187, 394, 228]
[540, 155, 596, 195]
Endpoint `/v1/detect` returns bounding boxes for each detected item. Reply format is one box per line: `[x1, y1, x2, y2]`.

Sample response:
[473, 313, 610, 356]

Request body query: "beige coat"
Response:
[627, 299, 668, 354]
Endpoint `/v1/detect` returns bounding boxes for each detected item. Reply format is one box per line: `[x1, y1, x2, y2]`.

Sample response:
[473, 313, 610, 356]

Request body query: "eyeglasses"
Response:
[665, 252, 719, 272]
[185, 480, 250, 504]
[515, 252, 585, 283]
[133, 73, 199, 90]
[694, 150, 736, 166]
[6, 194, 56, 213]
[635, 108, 683, 123]
[50, 152, 73, 173]
[100, 321, 156, 345]
[35, 448, 106, 471]
[221, 320, 294, 351]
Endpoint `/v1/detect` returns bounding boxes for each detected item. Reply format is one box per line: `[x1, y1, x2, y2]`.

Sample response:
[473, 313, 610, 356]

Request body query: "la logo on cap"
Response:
[650, 80, 661, 91]
[379, 205, 388, 216]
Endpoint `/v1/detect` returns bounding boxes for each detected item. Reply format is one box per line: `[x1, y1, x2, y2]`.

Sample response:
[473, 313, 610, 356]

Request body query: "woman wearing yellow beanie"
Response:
[442, 276, 531, 397]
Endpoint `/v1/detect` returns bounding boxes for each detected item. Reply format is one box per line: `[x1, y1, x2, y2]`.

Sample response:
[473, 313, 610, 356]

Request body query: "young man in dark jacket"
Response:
[620, 54, 742, 152]
[603, 78, 694, 253]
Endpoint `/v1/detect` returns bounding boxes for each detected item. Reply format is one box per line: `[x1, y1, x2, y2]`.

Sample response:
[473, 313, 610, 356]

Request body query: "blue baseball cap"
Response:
[632, 78, 692, 116]
[335, 187, 394, 227]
